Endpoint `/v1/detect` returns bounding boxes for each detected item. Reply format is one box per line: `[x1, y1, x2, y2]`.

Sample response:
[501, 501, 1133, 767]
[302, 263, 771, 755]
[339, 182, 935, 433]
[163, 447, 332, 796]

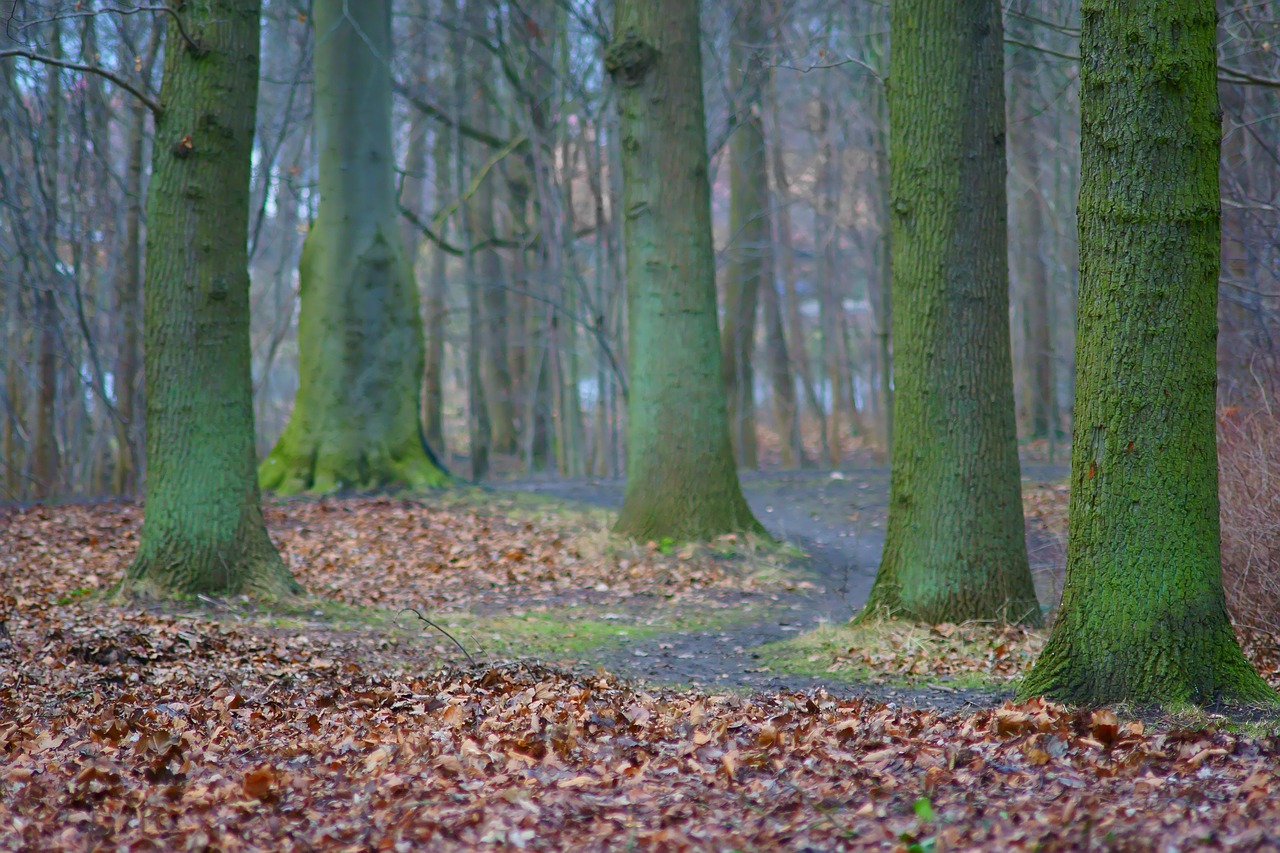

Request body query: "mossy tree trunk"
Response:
[259, 0, 447, 494]
[1018, 0, 1275, 707]
[124, 0, 299, 599]
[862, 0, 1039, 625]
[607, 0, 762, 542]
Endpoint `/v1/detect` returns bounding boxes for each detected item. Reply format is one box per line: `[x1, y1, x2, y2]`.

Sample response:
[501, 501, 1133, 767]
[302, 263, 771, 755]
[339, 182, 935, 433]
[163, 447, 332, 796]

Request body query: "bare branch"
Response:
[15, 4, 201, 54]
[393, 80, 514, 150]
[0, 48, 161, 116]
[1219, 65, 1280, 90]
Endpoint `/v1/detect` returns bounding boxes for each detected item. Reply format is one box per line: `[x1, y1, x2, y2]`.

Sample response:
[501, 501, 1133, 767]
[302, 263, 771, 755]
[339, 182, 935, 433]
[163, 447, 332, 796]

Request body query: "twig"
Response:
[15, 4, 202, 54]
[0, 48, 162, 116]
[196, 593, 238, 613]
[399, 608, 477, 667]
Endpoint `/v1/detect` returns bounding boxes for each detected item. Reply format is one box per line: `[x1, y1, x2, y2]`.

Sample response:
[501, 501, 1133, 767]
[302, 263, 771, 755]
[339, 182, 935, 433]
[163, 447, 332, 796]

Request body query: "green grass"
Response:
[186, 591, 767, 668]
[434, 612, 661, 661]
[54, 587, 96, 606]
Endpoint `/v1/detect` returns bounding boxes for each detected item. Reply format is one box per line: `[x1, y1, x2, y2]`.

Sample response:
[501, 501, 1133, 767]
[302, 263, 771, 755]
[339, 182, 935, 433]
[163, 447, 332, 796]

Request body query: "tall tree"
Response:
[112, 23, 162, 496]
[1018, 0, 1275, 706]
[861, 0, 1039, 624]
[767, 68, 827, 465]
[32, 21, 62, 499]
[606, 0, 762, 541]
[1008, 16, 1054, 441]
[720, 0, 768, 470]
[465, 0, 517, 457]
[401, 0, 447, 459]
[260, 0, 448, 493]
[124, 0, 299, 598]
[423, 125, 450, 456]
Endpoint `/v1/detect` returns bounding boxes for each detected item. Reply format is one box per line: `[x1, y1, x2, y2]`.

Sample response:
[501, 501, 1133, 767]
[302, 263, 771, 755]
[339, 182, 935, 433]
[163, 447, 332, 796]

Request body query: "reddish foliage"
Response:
[268, 496, 774, 614]
[3, 500, 1280, 850]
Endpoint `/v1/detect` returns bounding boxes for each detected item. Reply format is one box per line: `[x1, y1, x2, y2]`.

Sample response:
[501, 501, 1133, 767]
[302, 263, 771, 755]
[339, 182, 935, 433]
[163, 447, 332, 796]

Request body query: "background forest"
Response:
[6, 0, 1280, 848]
[3, 0, 1274, 501]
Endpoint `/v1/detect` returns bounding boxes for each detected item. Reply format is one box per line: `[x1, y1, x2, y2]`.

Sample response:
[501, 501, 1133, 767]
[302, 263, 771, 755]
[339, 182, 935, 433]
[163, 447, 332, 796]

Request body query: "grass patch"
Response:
[185, 592, 756, 668]
[53, 587, 96, 606]
[434, 612, 661, 662]
[756, 619, 1046, 689]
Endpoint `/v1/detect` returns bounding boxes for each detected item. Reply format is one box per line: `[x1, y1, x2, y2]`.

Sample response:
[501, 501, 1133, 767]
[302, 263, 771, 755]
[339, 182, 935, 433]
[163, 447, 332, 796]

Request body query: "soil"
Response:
[500, 463, 1069, 712]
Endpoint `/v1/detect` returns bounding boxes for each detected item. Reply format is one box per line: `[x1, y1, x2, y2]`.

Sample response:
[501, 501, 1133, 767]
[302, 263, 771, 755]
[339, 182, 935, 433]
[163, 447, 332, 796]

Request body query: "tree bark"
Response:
[259, 0, 447, 494]
[1019, 0, 1274, 706]
[124, 0, 299, 599]
[862, 0, 1039, 625]
[607, 0, 762, 541]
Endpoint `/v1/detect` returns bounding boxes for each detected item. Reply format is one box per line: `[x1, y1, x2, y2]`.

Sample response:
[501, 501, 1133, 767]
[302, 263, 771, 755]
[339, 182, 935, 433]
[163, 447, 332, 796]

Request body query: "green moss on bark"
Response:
[124, 0, 300, 600]
[1018, 0, 1276, 708]
[607, 0, 763, 542]
[260, 0, 447, 495]
[862, 0, 1039, 626]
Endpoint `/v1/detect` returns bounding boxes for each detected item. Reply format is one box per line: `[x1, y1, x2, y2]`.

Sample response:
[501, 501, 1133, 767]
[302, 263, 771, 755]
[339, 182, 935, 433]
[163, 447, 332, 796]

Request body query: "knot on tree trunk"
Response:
[605, 31, 657, 87]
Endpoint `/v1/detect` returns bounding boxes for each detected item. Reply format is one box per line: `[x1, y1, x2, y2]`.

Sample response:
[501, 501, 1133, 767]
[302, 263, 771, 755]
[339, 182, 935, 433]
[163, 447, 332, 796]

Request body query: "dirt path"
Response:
[501, 464, 1067, 710]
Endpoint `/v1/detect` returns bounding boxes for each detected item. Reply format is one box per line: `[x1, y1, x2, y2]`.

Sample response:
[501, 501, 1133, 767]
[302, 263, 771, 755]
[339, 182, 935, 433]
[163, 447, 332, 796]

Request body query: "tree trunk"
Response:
[1019, 0, 1274, 706]
[125, 0, 299, 599]
[767, 72, 824, 465]
[1009, 36, 1054, 441]
[467, 2, 517, 456]
[862, 0, 1039, 625]
[402, 2, 446, 458]
[867, 64, 893, 457]
[1020, 182, 1053, 440]
[755, 71, 801, 468]
[719, 0, 768, 470]
[32, 23, 62, 499]
[607, 0, 762, 541]
[423, 125, 449, 456]
[455, 0, 489, 481]
[259, 0, 447, 494]
[759, 244, 800, 469]
[813, 98, 848, 467]
[113, 94, 147, 496]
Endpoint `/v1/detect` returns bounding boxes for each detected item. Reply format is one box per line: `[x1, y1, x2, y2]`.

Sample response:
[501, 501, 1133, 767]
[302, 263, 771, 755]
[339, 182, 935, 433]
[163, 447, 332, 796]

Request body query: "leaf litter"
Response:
[3, 498, 1280, 850]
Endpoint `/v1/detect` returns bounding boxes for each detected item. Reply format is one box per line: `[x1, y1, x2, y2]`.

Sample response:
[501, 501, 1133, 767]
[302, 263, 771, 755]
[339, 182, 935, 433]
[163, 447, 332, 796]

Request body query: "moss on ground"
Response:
[186, 592, 759, 667]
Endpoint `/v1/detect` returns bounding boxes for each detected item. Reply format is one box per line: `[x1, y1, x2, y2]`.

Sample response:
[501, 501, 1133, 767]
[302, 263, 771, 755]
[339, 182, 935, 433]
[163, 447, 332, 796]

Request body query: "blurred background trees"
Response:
[2, 0, 1279, 500]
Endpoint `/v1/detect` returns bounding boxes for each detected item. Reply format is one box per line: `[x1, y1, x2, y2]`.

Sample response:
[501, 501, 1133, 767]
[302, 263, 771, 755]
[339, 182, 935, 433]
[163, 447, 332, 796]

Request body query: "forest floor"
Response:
[3, 463, 1280, 850]
[499, 464, 1070, 705]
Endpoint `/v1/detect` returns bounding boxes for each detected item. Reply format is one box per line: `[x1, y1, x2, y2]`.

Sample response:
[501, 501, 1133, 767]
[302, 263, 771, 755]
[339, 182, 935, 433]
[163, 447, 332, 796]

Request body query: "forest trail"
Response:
[502, 463, 1068, 708]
